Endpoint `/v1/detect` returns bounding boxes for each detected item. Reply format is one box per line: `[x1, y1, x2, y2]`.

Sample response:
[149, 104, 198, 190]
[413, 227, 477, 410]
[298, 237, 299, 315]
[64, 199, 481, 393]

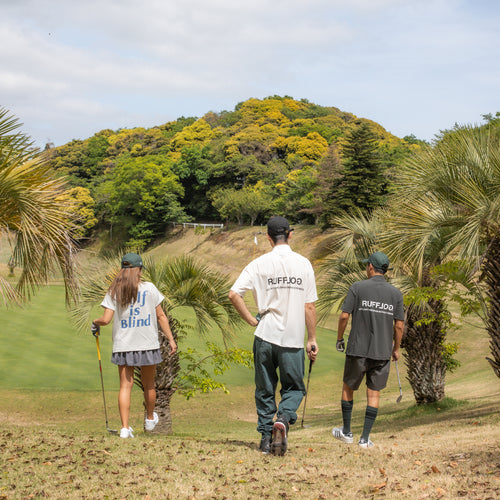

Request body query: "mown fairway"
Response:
[1, 285, 499, 499]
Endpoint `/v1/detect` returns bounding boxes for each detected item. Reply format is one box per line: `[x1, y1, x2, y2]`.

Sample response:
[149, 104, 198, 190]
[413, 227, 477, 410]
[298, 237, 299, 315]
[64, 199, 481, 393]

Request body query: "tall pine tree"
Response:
[321, 122, 388, 227]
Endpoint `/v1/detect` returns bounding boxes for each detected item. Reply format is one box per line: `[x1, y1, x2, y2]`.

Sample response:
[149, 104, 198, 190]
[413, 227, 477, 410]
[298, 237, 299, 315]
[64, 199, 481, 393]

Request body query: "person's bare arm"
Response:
[305, 302, 318, 361]
[337, 311, 350, 340]
[93, 307, 114, 326]
[156, 304, 177, 354]
[228, 290, 259, 327]
[392, 319, 404, 361]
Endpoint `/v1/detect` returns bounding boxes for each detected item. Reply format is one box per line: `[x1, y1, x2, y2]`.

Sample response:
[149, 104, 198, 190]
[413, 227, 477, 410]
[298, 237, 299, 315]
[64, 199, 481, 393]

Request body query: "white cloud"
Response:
[0, 0, 498, 145]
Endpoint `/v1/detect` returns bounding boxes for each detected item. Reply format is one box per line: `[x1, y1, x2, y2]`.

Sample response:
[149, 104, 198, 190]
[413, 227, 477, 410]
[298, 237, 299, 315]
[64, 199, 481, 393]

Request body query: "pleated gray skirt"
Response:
[111, 349, 162, 366]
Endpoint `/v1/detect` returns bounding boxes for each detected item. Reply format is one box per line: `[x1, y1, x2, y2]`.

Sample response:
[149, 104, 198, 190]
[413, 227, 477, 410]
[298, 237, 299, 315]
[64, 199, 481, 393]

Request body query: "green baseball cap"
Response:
[121, 252, 145, 269]
[362, 251, 392, 272]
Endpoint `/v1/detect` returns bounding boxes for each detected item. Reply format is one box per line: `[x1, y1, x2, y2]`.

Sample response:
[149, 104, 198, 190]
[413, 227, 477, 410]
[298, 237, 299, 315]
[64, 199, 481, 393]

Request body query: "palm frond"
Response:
[317, 210, 382, 323]
[326, 208, 380, 261]
[0, 107, 79, 304]
[317, 260, 365, 322]
[144, 255, 243, 347]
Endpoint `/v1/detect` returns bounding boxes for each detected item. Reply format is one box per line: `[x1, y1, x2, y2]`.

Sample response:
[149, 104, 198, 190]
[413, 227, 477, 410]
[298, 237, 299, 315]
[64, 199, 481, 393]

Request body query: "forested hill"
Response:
[47, 95, 424, 248]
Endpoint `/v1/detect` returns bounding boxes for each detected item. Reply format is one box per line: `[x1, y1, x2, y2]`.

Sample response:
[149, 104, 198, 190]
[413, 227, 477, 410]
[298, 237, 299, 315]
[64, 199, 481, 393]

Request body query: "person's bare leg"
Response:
[118, 365, 135, 429]
[366, 388, 380, 408]
[342, 382, 354, 402]
[141, 365, 157, 420]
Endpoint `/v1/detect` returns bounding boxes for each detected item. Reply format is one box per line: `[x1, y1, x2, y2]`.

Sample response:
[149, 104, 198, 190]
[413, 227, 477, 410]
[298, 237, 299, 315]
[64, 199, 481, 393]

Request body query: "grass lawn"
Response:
[1, 286, 499, 499]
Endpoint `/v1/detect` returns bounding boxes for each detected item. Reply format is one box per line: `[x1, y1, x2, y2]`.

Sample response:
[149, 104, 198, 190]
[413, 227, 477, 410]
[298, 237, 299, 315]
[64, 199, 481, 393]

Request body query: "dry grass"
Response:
[1, 381, 499, 500]
[0, 416, 498, 499]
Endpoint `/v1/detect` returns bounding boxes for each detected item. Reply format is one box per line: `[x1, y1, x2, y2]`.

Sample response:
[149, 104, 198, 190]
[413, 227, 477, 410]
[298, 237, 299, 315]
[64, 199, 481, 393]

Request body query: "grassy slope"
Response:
[0, 227, 499, 499]
[146, 224, 336, 281]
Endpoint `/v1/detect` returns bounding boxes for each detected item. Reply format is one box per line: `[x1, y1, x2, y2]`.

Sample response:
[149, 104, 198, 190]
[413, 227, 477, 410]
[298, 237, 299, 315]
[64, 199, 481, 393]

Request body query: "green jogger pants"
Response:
[253, 336, 306, 435]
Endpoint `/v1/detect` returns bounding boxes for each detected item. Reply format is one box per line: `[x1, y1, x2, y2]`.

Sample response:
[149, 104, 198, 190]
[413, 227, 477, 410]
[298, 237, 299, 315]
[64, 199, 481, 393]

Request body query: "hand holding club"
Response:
[336, 338, 345, 352]
[91, 322, 100, 337]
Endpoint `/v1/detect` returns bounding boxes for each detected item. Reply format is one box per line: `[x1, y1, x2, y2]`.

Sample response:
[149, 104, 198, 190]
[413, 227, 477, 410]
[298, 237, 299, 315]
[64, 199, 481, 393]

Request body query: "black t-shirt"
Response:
[342, 275, 404, 360]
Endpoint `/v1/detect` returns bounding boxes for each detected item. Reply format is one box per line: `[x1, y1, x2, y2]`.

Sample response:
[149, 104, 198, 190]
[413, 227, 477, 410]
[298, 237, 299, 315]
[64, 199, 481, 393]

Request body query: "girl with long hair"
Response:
[92, 253, 177, 438]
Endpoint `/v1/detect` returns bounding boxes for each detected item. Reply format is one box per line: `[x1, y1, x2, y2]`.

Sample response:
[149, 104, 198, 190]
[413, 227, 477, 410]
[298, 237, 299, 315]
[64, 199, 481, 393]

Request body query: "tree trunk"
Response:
[403, 299, 447, 404]
[483, 235, 500, 378]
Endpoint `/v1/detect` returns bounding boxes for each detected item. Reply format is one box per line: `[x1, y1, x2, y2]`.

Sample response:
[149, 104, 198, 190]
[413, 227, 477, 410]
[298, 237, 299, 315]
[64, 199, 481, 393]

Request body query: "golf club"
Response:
[395, 359, 403, 403]
[300, 345, 316, 428]
[95, 333, 118, 434]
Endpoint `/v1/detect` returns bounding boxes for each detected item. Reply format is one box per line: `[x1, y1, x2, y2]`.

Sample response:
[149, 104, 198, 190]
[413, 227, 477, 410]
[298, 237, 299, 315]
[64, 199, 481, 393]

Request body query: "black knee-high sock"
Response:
[341, 400, 353, 434]
[361, 406, 378, 442]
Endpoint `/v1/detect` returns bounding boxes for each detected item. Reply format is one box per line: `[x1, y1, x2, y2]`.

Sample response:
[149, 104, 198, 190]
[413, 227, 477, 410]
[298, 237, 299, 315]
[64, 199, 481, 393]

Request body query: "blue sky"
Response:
[1, 0, 498, 147]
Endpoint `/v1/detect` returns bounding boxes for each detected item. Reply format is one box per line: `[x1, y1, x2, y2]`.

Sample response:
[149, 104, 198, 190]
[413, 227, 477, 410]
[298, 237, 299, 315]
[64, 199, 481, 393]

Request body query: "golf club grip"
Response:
[309, 344, 316, 371]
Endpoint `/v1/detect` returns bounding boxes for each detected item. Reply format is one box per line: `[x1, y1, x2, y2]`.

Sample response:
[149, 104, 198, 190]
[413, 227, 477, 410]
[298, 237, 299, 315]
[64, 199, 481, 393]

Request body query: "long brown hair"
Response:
[108, 267, 142, 308]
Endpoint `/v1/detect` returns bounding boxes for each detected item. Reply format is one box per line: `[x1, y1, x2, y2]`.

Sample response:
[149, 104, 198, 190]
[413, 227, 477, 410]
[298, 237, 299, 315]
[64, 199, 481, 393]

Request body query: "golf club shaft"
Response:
[300, 346, 316, 428]
[395, 359, 403, 398]
[96, 336, 111, 429]
[300, 363, 312, 427]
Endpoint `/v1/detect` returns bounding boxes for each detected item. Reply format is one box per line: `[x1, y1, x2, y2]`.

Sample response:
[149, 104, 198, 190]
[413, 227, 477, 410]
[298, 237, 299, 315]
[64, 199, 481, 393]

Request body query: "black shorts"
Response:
[343, 356, 391, 391]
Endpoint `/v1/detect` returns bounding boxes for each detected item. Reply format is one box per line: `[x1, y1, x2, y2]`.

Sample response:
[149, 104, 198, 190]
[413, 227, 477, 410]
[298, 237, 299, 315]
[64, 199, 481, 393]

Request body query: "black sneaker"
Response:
[271, 416, 289, 456]
[259, 434, 272, 454]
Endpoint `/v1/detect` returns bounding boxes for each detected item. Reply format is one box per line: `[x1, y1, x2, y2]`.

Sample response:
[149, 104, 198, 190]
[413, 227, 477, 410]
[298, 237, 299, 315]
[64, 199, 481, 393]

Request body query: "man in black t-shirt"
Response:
[332, 252, 404, 448]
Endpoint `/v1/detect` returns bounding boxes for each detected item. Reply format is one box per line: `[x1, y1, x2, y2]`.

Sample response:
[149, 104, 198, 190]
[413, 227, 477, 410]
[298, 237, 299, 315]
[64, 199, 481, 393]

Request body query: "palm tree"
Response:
[317, 209, 459, 404]
[377, 198, 460, 403]
[0, 107, 78, 305]
[388, 124, 500, 378]
[72, 254, 248, 434]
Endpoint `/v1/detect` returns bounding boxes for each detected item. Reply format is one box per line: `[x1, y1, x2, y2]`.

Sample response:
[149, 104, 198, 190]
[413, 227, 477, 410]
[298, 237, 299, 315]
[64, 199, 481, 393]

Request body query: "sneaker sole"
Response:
[358, 441, 374, 449]
[271, 423, 287, 456]
[332, 428, 353, 444]
[145, 412, 159, 431]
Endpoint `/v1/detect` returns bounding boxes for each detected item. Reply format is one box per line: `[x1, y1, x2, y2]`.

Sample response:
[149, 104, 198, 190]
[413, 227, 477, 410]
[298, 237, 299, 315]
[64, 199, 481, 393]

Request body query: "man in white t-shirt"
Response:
[229, 216, 318, 456]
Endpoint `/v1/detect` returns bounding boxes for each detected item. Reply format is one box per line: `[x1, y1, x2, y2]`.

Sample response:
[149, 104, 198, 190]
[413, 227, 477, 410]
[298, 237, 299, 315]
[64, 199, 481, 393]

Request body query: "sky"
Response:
[1, 0, 498, 148]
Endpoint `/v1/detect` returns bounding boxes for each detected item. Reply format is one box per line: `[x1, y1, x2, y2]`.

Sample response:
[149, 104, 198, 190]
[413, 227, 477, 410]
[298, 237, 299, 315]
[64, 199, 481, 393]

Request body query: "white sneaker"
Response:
[358, 438, 374, 448]
[120, 427, 134, 438]
[144, 412, 159, 431]
[332, 427, 353, 443]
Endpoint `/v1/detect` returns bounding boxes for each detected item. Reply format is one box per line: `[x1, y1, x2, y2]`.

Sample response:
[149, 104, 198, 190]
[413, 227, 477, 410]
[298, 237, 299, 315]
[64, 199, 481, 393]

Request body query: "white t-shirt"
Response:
[101, 281, 164, 353]
[231, 244, 317, 348]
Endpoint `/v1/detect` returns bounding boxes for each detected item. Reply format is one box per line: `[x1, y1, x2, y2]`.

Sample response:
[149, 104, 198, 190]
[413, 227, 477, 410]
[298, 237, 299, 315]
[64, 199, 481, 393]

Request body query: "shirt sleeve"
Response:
[150, 283, 165, 307]
[304, 263, 318, 303]
[394, 291, 405, 321]
[101, 292, 116, 311]
[230, 264, 254, 297]
[341, 286, 356, 313]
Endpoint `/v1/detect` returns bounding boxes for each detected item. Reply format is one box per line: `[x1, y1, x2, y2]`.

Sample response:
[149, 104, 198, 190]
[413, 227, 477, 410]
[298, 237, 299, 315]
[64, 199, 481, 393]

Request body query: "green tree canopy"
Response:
[100, 156, 189, 246]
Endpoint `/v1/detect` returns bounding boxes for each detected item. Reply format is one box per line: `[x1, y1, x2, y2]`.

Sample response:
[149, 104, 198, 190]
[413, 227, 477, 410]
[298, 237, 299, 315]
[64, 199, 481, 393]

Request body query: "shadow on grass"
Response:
[197, 438, 259, 452]
[302, 396, 500, 435]
[379, 397, 500, 431]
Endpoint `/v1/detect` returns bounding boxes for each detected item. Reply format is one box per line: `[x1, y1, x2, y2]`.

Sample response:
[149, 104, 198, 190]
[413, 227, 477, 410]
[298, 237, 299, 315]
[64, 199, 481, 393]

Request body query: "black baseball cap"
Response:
[267, 216, 294, 238]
